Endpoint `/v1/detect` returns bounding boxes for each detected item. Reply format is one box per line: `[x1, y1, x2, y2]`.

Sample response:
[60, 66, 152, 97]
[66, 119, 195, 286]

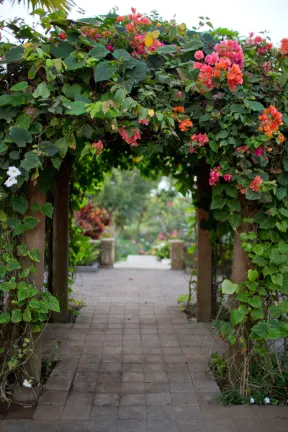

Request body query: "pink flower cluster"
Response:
[127, 8, 151, 25]
[193, 40, 244, 92]
[214, 40, 244, 69]
[130, 34, 164, 56]
[246, 33, 273, 55]
[209, 166, 232, 186]
[191, 133, 209, 147]
[119, 127, 141, 146]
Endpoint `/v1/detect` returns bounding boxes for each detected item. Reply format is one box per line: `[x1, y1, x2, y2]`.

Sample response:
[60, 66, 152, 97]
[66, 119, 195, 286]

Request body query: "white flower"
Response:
[4, 177, 17, 188]
[7, 166, 21, 178]
[23, 379, 32, 388]
[264, 397, 270, 404]
[250, 397, 255, 404]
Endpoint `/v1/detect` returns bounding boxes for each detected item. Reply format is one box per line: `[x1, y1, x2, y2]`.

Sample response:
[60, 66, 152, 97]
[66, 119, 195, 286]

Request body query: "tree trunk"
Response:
[23, 181, 46, 381]
[196, 161, 213, 322]
[51, 156, 72, 323]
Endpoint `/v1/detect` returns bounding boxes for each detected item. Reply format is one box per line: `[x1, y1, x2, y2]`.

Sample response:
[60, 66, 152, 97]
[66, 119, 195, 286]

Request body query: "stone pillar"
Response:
[100, 238, 115, 267]
[52, 156, 72, 322]
[170, 240, 185, 270]
[196, 160, 212, 322]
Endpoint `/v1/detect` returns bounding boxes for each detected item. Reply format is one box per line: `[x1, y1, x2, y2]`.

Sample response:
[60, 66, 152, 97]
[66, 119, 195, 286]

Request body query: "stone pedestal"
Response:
[170, 240, 185, 270]
[100, 238, 115, 267]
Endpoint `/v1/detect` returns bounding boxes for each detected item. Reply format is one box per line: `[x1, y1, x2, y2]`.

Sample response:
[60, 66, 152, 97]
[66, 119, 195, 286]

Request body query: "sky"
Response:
[1, 0, 288, 43]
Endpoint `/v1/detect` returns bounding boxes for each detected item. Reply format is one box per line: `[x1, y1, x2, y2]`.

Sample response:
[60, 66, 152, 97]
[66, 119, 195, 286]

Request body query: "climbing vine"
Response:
[0, 7, 288, 397]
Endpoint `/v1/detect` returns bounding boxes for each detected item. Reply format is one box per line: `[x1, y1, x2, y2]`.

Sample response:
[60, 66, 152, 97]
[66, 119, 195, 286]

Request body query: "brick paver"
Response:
[1, 268, 287, 431]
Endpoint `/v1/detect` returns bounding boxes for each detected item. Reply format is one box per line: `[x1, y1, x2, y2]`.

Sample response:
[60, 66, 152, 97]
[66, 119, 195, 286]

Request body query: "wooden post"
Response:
[196, 161, 212, 322]
[23, 182, 46, 381]
[170, 240, 185, 270]
[100, 238, 115, 267]
[52, 156, 72, 322]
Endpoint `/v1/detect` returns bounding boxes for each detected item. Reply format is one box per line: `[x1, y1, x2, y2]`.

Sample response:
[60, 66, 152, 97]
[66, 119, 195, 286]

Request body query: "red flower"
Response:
[191, 133, 209, 146]
[259, 105, 283, 138]
[209, 169, 221, 186]
[178, 119, 193, 131]
[254, 147, 264, 157]
[280, 38, 288, 55]
[194, 50, 204, 60]
[176, 91, 182, 98]
[278, 133, 285, 143]
[173, 106, 185, 113]
[215, 39, 244, 69]
[91, 140, 104, 155]
[224, 174, 232, 182]
[119, 127, 141, 146]
[116, 16, 125, 22]
[59, 33, 67, 40]
[126, 23, 136, 33]
[249, 176, 263, 192]
[237, 145, 247, 153]
[106, 45, 114, 52]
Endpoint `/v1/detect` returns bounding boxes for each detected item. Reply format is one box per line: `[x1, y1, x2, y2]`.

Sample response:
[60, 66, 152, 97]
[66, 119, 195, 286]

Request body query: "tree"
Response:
[1, 0, 74, 12]
[95, 168, 157, 231]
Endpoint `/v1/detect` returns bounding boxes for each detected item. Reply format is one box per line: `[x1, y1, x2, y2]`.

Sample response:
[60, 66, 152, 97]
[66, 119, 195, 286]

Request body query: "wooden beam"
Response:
[51, 156, 72, 322]
[196, 161, 212, 322]
[23, 181, 46, 380]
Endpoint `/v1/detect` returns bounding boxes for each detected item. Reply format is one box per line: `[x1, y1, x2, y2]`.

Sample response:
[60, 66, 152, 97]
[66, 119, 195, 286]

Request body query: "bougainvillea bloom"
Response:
[278, 133, 285, 143]
[209, 167, 221, 186]
[126, 23, 136, 33]
[167, 201, 173, 207]
[227, 64, 243, 91]
[194, 63, 214, 89]
[116, 16, 125, 22]
[280, 38, 288, 55]
[91, 140, 104, 155]
[178, 119, 193, 131]
[191, 133, 209, 146]
[224, 174, 232, 181]
[215, 39, 244, 69]
[189, 146, 196, 153]
[173, 106, 185, 113]
[119, 128, 141, 146]
[259, 105, 283, 137]
[106, 45, 114, 52]
[130, 34, 163, 56]
[194, 50, 204, 60]
[176, 91, 182, 98]
[205, 52, 219, 65]
[59, 33, 67, 40]
[254, 147, 264, 157]
[138, 118, 149, 125]
[237, 145, 247, 153]
[250, 175, 263, 192]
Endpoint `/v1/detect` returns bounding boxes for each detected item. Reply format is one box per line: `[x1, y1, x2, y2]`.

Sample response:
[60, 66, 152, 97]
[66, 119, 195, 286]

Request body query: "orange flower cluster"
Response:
[178, 119, 193, 132]
[173, 106, 185, 113]
[259, 105, 283, 138]
[226, 64, 243, 91]
[278, 133, 285, 143]
[280, 38, 288, 55]
[249, 176, 263, 193]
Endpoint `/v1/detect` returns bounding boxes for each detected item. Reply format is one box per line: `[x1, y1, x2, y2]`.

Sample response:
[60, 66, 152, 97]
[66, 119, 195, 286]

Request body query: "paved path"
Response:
[1, 269, 287, 431]
[114, 255, 171, 270]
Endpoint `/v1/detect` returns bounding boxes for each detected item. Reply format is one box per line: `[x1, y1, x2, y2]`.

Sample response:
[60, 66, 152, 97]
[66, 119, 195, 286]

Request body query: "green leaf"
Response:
[127, 62, 147, 83]
[6, 259, 21, 271]
[216, 130, 228, 140]
[89, 44, 109, 58]
[54, 136, 74, 157]
[44, 293, 60, 313]
[249, 101, 265, 112]
[11, 309, 22, 323]
[248, 269, 259, 282]
[253, 244, 265, 256]
[20, 269, 30, 279]
[248, 296, 262, 309]
[51, 42, 73, 58]
[65, 54, 86, 70]
[211, 197, 226, 210]
[271, 273, 284, 286]
[17, 244, 28, 256]
[10, 81, 28, 92]
[23, 309, 31, 322]
[24, 216, 39, 230]
[65, 100, 87, 116]
[236, 292, 249, 302]
[155, 45, 179, 54]
[11, 196, 28, 215]
[222, 279, 238, 294]
[229, 213, 241, 229]
[40, 203, 53, 218]
[279, 207, 288, 217]
[181, 39, 204, 52]
[245, 189, 261, 201]
[0, 265, 6, 278]
[18, 283, 31, 302]
[28, 248, 40, 262]
[10, 127, 32, 147]
[113, 49, 132, 61]
[278, 173, 288, 186]
[0, 94, 24, 107]
[33, 82, 50, 99]
[20, 152, 41, 171]
[259, 217, 276, 229]
[251, 308, 264, 320]
[5, 46, 24, 63]
[252, 255, 267, 267]
[0, 312, 10, 324]
[94, 60, 117, 82]
[231, 308, 245, 326]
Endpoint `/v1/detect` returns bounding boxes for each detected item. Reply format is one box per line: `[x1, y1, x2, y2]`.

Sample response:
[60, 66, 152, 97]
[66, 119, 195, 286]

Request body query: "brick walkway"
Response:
[1, 269, 288, 431]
